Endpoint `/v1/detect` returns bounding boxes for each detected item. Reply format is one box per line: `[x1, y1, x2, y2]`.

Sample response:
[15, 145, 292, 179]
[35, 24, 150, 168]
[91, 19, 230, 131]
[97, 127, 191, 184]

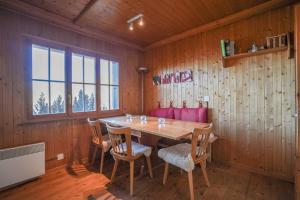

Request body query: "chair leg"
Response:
[146, 156, 153, 178]
[111, 159, 119, 183]
[188, 171, 195, 200]
[130, 160, 135, 196]
[99, 148, 105, 174]
[91, 146, 97, 166]
[200, 161, 210, 187]
[163, 162, 169, 185]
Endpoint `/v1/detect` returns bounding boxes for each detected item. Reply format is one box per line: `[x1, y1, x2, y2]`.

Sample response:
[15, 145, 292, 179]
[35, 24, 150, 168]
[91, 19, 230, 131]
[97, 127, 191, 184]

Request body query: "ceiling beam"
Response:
[73, 0, 98, 24]
[145, 0, 295, 50]
[0, 0, 143, 50]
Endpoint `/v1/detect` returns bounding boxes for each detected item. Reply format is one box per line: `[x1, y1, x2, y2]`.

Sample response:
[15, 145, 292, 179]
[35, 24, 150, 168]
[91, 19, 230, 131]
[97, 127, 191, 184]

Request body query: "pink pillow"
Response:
[149, 108, 174, 119]
[173, 108, 182, 120]
[181, 108, 207, 123]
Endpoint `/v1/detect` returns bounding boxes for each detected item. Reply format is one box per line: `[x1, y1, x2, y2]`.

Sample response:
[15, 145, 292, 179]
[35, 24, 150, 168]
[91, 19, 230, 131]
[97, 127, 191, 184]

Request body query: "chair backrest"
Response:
[191, 123, 213, 163]
[87, 118, 104, 145]
[106, 123, 133, 160]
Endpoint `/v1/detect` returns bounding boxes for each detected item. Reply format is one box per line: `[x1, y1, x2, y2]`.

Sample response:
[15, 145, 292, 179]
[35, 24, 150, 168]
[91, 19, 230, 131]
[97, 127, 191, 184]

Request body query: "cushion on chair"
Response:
[131, 130, 142, 138]
[102, 134, 112, 152]
[111, 141, 152, 157]
[181, 108, 208, 123]
[158, 143, 195, 172]
[149, 107, 174, 119]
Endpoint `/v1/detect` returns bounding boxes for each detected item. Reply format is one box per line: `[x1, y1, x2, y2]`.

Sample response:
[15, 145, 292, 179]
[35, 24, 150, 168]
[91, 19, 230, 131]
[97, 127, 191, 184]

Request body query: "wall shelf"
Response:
[222, 46, 289, 68]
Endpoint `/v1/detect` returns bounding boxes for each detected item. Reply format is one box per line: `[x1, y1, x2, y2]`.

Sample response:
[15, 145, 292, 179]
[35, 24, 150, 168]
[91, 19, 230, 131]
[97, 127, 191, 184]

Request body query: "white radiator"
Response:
[0, 142, 45, 190]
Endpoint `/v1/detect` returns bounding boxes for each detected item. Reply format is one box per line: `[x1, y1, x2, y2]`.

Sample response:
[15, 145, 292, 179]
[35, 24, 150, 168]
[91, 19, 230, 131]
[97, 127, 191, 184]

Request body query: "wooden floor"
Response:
[0, 158, 294, 200]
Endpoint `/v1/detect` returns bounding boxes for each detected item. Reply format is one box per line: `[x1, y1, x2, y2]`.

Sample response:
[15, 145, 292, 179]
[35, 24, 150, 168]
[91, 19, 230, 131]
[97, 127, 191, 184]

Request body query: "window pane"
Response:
[72, 53, 83, 83]
[50, 82, 65, 114]
[50, 49, 65, 81]
[100, 59, 109, 84]
[84, 56, 95, 84]
[100, 85, 109, 110]
[32, 45, 48, 80]
[32, 81, 49, 115]
[110, 61, 119, 85]
[72, 83, 84, 112]
[110, 86, 119, 110]
[84, 85, 96, 112]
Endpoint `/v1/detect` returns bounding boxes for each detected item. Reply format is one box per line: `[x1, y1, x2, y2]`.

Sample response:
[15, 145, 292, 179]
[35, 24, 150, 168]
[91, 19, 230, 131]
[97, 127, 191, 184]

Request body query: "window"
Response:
[29, 41, 120, 118]
[72, 53, 96, 113]
[100, 59, 119, 110]
[31, 44, 66, 115]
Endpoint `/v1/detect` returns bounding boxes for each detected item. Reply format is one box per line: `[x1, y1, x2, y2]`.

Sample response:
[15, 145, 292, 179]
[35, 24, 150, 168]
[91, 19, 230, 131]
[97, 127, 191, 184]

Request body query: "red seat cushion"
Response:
[173, 108, 182, 120]
[149, 108, 174, 119]
[181, 108, 207, 123]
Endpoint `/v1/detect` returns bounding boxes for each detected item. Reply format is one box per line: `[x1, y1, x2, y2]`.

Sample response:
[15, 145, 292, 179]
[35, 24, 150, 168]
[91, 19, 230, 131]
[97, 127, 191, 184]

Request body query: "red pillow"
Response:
[181, 108, 207, 123]
[173, 108, 182, 120]
[149, 108, 174, 119]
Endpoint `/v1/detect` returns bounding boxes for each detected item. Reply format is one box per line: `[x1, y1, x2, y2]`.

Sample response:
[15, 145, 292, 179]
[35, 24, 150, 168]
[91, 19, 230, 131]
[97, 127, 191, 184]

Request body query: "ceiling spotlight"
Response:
[138, 17, 144, 26]
[127, 13, 144, 30]
[129, 23, 134, 31]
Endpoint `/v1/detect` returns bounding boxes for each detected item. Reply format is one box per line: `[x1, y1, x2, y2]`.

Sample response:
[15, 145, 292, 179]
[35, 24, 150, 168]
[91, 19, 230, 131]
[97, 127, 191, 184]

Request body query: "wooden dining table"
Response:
[99, 115, 211, 140]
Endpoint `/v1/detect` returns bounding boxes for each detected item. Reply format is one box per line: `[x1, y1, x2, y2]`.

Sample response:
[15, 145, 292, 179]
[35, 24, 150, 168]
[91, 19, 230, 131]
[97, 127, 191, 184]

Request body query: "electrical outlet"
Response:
[57, 153, 64, 160]
[203, 96, 210, 102]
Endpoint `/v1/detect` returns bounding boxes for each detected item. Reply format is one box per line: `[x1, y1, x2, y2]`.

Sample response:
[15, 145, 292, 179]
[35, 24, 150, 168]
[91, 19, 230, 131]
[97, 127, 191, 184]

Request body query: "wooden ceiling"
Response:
[2, 0, 296, 48]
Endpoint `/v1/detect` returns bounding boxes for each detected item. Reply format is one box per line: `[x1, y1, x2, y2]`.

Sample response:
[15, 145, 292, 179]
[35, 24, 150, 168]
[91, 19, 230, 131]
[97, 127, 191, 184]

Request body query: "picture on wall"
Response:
[180, 70, 193, 82]
[152, 75, 161, 85]
[152, 70, 193, 85]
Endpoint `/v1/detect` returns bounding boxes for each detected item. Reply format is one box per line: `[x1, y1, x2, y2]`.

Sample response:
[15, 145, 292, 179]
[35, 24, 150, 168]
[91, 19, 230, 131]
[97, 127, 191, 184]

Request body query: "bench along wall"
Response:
[0, 9, 142, 169]
[144, 5, 296, 181]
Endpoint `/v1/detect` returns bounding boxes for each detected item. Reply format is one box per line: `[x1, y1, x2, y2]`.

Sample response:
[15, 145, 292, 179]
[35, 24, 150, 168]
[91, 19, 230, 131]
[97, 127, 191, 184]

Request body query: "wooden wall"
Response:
[144, 6, 296, 181]
[0, 9, 142, 169]
[295, 3, 300, 197]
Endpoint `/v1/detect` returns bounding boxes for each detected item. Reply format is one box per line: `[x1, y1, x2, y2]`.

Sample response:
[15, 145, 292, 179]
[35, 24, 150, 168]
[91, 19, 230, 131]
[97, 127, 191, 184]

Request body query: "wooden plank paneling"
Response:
[144, 6, 296, 181]
[0, 9, 142, 170]
[295, 3, 300, 198]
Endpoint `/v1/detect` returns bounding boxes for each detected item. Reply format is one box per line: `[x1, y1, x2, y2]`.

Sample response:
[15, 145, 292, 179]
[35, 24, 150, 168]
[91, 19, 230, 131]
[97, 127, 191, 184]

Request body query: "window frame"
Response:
[26, 39, 68, 120]
[25, 38, 122, 121]
[69, 49, 98, 117]
[99, 58, 120, 111]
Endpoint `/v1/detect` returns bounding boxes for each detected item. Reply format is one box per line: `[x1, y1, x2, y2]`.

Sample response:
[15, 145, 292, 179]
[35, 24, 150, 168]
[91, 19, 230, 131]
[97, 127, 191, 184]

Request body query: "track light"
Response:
[138, 16, 144, 26]
[127, 13, 144, 31]
[129, 23, 134, 31]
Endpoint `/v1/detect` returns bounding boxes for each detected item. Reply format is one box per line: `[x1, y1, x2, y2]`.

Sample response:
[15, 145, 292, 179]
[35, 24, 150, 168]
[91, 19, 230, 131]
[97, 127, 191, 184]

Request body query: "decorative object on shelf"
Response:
[249, 42, 258, 53]
[220, 39, 235, 57]
[259, 45, 265, 50]
[152, 70, 193, 86]
[266, 33, 288, 48]
[222, 32, 293, 68]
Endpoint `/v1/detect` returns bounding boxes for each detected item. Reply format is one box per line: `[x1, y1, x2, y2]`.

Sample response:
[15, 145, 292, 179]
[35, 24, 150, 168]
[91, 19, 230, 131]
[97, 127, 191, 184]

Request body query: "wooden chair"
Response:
[158, 123, 213, 200]
[106, 123, 153, 196]
[87, 118, 112, 174]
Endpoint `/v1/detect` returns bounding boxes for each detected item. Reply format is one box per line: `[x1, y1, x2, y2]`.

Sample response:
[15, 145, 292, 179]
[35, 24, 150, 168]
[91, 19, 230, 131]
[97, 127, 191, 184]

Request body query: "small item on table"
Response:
[140, 115, 147, 123]
[158, 117, 166, 124]
[126, 114, 133, 122]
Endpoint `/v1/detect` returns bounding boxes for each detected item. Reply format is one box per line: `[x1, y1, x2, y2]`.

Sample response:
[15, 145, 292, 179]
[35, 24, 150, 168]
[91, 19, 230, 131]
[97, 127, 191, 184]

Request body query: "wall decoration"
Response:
[180, 70, 193, 82]
[152, 70, 193, 85]
[152, 75, 161, 85]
